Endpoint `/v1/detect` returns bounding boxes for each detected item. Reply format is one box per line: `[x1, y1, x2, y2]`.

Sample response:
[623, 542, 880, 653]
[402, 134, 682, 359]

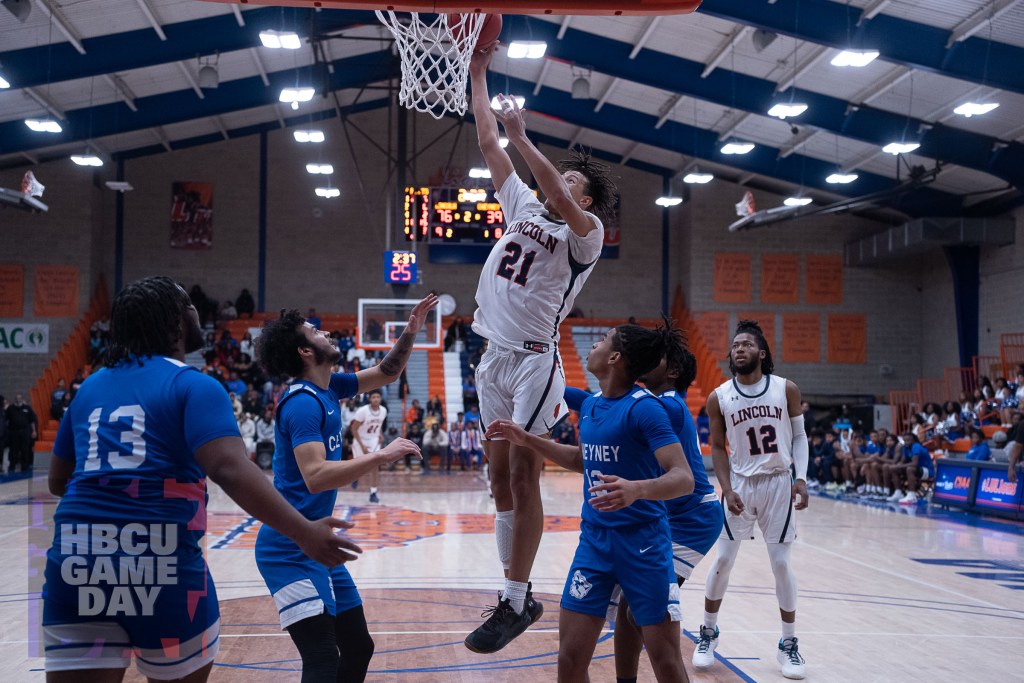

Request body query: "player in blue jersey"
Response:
[488, 323, 695, 682]
[253, 296, 435, 683]
[43, 277, 360, 682]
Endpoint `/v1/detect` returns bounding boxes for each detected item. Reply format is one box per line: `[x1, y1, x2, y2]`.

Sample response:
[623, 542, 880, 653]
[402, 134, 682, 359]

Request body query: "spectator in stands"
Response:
[463, 404, 480, 427]
[341, 398, 359, 437]
[50, 379, 69, 420]
[885, 433, 933, 505]
[964, 429, 991, 461]
[5, 394, 37, 473]
[462, 375, 478, 409]
[444, 316, 469, 352]
[840, 432, 874, 494]
[421, 423, 448, 473]
[306, 308, 322, 330]
[824, 430, 844, 490]
[405, 399, 424, 428]
[347, 345, 367, 372]
[0, 395, 8, 470]
[996, 377, 1019, 425]
[239, 331, 255, 358]
[447, 418, 464, 472]
[910, 414, 932, 446]
[979, 376, 995, 400]
[939, 401, 964, 442]
[337, 329, 355, 358]
[696, 405, 710, 446]
[461, 420, 484, 470]
[402, 422, 424, 472]
[224, 371, 245, 396]
[800, 401, 817, 433]
[256, 405, 275, 446]
[1006, 428, 1023, 483]
[69, 369, 86, 397]
[88, 329, 107, 365]
[235, 288, 255, 318]
[241, 384, 263, 416]
[806, 429, 833, 491]
[426, 395, 445, 424]
[864, 434, 901, 500]
[219, 299, 238, 321]
[215, 330, 239, 361]
[228, 392, 243, 420]
[552, 419, 577, 446]
[189, 284, 215, 326]
[238, 411, 257, 460]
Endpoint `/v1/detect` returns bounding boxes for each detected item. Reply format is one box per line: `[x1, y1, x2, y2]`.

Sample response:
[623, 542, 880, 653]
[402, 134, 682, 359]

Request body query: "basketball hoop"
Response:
[375, 11, 485, 120]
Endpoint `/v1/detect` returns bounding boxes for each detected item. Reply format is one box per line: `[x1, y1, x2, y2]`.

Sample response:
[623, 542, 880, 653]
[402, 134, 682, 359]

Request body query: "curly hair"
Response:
[105, 276, 191, 367]
[613, 317, 686, 382]
[728, 319, 774, 376]
[255, 309, 308, 379]
[558, 147, 618, 218]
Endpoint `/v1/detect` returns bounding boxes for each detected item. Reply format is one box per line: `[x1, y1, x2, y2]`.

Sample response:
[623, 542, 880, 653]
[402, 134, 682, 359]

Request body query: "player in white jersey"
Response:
[350, 390, 387, 503]
[465, 45, 619, 655]
[694, 320, 810, 680]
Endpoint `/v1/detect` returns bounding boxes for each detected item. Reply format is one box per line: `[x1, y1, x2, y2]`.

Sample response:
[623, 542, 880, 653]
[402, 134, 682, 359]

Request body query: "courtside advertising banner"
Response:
[0, 322, 48, 353]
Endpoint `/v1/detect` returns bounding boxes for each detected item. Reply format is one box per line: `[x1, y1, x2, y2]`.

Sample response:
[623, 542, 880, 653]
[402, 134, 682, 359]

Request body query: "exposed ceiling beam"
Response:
[774, 44, 829, 93]
[21, 152, 39, 165]
[857, 0, 892, 26]
[1005, 121, 1024, 141]
[778, 128, 820, 158]
[30, 0, 86, 55]
[620, 141, 642, 165]
[230, 5, 245, 27]
[849, 66, 911, 105]
[717, 112, 751, 141]
[568, 127, 585, 149]
[249, 48, 270, 86]
[843, 147, 884, 172]
[557, 15, 572, 40]
[177, 62, 205, 99]
[213, 116, 230, 140]
[655, 94, 683, 129]
[103, 74, 138, 112]
[629, 16, 662, 59]
[594, 77, 620, 112]
[133, 0, 167, 41]
[23, 87, 66, 120]
[152, 127, 173, 152]
[701, 25, 751, 79]
[946, 0, 1022, 48]
[532, 60, 553, 96]
[738, 172, 757, 185]
[274, 105, 287, 130]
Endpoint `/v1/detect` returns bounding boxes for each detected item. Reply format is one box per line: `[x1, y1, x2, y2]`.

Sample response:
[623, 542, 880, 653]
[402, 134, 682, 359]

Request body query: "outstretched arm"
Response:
[486, 419, 583, 473]
[356, 294, 438, 393]
[469, 48, 515, 191]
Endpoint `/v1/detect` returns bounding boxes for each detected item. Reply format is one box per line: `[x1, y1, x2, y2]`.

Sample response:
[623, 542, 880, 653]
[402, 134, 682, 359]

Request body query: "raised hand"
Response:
[405, 293, 439, 337]
[297, 517, 363, 567]
[492, 93, 526, 141]
[379, 437, 422, 464]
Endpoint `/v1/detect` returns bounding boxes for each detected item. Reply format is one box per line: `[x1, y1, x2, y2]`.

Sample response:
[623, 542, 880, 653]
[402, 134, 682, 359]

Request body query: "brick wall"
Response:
[978, 204, 1024, 359]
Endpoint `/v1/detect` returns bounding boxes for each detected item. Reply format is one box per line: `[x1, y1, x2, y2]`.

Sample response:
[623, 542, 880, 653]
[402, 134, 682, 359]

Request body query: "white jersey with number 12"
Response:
[715, 375, 793, 477]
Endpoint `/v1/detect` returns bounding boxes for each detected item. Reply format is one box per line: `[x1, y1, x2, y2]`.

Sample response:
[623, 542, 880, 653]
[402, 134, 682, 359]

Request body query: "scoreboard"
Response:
[404, 186, 507, 244]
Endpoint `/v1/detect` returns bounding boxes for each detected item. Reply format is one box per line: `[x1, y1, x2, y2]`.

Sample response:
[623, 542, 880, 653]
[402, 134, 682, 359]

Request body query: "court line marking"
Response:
[210, 630, 1024, 639]
[0, 527, 26, 541]
[798, 539, 1006, 610]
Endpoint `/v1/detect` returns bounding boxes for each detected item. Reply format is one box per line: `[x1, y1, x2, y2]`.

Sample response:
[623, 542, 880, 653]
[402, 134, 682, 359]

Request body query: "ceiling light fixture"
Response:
[506, 41, 547, 59]
[315, 187, 340, 198]
[720, 141, 755, 155]
[0, 74, 10, 89]
[882, 141, 920, 155]
[783, 196, 813, 207]
[280, 87, 315, 103]
[259, 30, 302, 49]
[25, 118, 62, 133]
[469, 167, 491, 179]
[655, 196, 683, 207]
[306, 163, 334, 175]
[767, 103, 808, 119]
[826, 172, 859, 184]
[294, 129, 325, 143]
[953, 102, 999, 118]
[70, 154, 103, 167]
[831, 50, 879, 67]
[683, 172, 714, 184]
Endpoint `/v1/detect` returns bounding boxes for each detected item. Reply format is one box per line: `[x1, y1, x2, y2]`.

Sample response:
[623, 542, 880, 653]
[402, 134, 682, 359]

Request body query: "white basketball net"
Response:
[375, 11, 485, 120]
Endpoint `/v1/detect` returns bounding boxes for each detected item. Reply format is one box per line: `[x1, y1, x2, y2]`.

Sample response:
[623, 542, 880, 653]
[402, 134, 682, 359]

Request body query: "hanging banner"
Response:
[0, 264, 25, 318]
[0, 323, 48, 353]
[806, 254, 843, 305]
[33, 265, 79, 317]
[783, 313, 821, 363]
[601, 194, 621, 260]
[696, 311, 730, 360]
[760, 253, 800, 304]
[739, 312, 776, 350]
[171, 181, 215, 249]
[713, 252, 752, 303]
[828, 314, 867, 364]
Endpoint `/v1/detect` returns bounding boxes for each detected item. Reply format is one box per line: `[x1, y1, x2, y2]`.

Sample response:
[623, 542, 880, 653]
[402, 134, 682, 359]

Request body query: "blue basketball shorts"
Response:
[561, 518, 681, 627]
[668, 494, 725, 581]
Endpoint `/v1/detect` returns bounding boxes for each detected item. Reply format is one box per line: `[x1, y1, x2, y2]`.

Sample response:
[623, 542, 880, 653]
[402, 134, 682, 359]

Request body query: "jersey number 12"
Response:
[496, 242, 537, 287]
[744, 424, 778, 456]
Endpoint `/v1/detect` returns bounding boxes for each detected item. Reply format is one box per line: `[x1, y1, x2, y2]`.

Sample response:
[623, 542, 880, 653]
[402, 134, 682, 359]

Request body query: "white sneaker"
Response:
[886, 490, 904, 502]
[692, 625, 719, 669]
[777, 637, 806, 679]
[856, 484, 867, 494]
[899, 491, 918, 505]
[806, 480, 820, 491]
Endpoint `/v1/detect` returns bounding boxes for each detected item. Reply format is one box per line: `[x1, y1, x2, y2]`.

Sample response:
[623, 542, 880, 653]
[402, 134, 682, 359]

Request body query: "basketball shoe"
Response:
[464, 596, 532, 654]
[692, 625, 719, 668]
[777, 636, 806, 679]
[369, 491, 380, 504]
[525, 582, 544, 624]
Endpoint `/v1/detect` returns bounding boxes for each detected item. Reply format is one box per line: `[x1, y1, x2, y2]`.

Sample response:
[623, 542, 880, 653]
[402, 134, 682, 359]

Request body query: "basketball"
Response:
[448, 13, 502, 52]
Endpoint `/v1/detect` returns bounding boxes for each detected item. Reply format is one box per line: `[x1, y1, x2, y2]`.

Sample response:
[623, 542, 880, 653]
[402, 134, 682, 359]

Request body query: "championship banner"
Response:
[806, 254, 843, 305]
[0, 264, 25, 318]
[33, 265, 79, 317]
[760, 253, 799, 304]
[782, 313, 821, 363]
[0, 322, 49, 353]
[827, 314, 867, 364]
[170, 182, 214, 249]
[713, 252, 752, 303]
[695, 311, 730, 359]
[601, 194, 621, 259]
[739, 312, 776, 349]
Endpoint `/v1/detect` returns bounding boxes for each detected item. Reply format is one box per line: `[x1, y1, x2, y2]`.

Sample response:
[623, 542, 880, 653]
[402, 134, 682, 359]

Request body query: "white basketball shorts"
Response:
[721, 470, 796, 544]
[476, 343, 567, 436]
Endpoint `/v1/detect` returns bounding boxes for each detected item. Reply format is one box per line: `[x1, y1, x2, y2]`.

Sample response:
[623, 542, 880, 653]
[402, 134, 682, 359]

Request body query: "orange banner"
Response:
[34, 265, 79, 317]
[0, 265, 24, 318]
[696, 311, 730, 360]
[713, 252, 752, 303]
[828, 314, 867, 364]
[739, 312, 776, 350]
[783, 313, 820, 363]
[760, 253, 799, 304]
[806, 254, 843, 305]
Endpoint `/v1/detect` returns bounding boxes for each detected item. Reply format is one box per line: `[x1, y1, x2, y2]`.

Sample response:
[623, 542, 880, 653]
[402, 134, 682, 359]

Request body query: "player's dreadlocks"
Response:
[558, 147, 618, 218]
[105, 276, 191, 367]
[613, 316, 686, 381]
[255, 309, 308, 379]
[730, 319, 775, 376]
[656, 314, 695, 393]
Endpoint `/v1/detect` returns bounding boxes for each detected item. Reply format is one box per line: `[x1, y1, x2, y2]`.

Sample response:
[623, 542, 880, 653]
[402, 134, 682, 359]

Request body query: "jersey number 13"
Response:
[85, 405, 147, 470]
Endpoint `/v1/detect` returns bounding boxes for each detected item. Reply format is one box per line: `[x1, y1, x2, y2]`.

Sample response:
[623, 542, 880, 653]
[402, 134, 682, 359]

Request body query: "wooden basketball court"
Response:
[1, 466, 1021, 681]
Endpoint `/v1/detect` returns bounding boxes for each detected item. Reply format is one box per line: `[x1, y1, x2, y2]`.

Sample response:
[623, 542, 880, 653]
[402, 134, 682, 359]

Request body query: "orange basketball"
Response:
[448, 13, 502, 52]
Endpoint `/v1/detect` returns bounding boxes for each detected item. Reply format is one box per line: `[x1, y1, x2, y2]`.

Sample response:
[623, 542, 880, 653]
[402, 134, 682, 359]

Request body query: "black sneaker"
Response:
[369, 492, 380, 504]
[464, 597, 532, 654]
[525, 582, 544, 625]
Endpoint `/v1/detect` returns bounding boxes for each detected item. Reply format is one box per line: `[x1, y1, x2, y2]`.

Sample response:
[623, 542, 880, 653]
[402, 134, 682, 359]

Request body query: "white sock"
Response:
[703, 610, 718, 630]
[370, 487, 378, 494]
[503, 579, 528, 614]
[781, 619, 796, 639]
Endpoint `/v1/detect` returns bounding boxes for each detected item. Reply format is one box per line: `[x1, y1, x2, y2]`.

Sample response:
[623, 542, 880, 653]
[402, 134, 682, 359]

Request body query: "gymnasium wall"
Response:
[978, 204, 1024, 360]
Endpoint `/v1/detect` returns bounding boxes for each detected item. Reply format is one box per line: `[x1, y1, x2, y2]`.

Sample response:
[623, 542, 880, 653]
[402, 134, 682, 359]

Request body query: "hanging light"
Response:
[25, 118, 62, 133]
[831, 50, 880, 67]
[720, 141, 755, 155]
[655, 196, 683, 207]
[882, 141, 920, 155]
[506, 41, 547, 59]
[469, 167, 491, 179]
[0, 73, 10, 89]
[683, 172, 714, 184]
[315, 187, 340, 198]
[784, 196, 812, 207]
[826, 172, 859, 184]
[305, 163, 334, 175]
[953, 102, 999, 118]
[260, 30, 302, 49]
[767, 103, 808, 119]
[294, 130, 325, 143]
